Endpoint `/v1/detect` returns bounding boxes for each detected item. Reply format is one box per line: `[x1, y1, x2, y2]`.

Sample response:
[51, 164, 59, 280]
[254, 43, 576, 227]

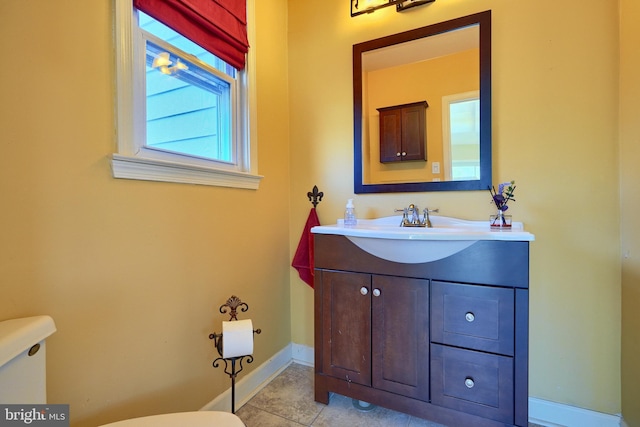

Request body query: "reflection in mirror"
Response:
[443, 90, 480, 180]
[354, 11, 491, 193]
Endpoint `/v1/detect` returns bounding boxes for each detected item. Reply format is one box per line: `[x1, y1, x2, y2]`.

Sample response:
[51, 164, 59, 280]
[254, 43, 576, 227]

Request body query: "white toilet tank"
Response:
[0, 315, 57, 403]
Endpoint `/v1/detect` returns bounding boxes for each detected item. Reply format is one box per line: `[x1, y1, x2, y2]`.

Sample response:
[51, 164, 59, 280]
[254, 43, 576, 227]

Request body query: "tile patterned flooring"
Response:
[235, 363, 544, 427]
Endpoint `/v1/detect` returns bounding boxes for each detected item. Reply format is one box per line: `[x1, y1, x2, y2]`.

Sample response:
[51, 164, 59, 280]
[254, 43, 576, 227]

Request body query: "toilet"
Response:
[0, 316, 245, 427]
[0, 315, 57, 404]
[98, 411, 245, 427]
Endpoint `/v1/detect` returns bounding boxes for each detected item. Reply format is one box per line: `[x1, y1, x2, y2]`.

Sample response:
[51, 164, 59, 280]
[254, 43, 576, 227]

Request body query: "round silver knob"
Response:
[372, 288, 381, 297]
[396, 152, 401, 157]
[465, 377, 475, 388]
[360, 287, 369, 296]
[402, 152, 407, 156]
[465, 312, 475, 322]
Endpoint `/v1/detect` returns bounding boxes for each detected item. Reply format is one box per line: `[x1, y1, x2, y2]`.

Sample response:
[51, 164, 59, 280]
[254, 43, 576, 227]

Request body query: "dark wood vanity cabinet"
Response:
[320, 271, 430, 401]
[314, 234, 530, 427]
[378, 101, 428, 163]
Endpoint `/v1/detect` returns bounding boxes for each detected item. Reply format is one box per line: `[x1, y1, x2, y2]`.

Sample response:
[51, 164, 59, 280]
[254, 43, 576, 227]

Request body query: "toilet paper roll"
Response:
[222, 319, 254, 359]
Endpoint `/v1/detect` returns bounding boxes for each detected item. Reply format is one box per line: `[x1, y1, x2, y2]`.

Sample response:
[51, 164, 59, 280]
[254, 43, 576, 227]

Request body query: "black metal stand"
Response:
[208, 296, 261, 414]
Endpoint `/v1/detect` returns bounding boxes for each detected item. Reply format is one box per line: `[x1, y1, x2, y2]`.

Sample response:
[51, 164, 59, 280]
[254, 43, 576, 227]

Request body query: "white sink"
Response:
[311, 215, 534, 263]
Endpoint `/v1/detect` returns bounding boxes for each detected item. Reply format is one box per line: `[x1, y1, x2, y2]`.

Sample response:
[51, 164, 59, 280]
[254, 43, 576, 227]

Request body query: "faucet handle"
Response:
[422, 208, 439, 228]
[395, 208, 409, 226]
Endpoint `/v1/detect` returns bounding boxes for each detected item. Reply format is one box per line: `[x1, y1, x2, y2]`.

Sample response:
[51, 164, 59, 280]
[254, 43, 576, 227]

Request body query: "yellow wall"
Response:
[289, 0, 622, 417]
[620, 0, 640, 424]
[0, 0, 290, 426]
[1, 0, 635, 424]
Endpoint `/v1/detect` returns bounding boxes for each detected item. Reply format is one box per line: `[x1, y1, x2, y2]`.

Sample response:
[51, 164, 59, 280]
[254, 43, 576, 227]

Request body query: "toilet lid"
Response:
[98, 411, 245, 427]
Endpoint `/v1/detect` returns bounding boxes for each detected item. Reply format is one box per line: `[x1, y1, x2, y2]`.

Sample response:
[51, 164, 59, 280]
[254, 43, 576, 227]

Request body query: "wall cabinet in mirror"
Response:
[354, 11, 492, 193]
[378, 101, 427, 163]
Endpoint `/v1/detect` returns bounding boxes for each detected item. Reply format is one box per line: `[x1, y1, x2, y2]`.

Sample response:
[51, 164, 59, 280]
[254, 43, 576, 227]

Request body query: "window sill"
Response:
[111, 154, 263, 189]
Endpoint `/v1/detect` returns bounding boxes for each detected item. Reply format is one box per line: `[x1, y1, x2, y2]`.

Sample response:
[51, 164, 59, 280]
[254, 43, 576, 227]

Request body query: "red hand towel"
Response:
[292, 208, 320, 288]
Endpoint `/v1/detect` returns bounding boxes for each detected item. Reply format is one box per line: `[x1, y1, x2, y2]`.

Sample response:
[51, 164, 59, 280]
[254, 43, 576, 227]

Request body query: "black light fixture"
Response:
[351, 0, 434, 17]
[396, 0, 435, 12]
[351, 0, 401, 16]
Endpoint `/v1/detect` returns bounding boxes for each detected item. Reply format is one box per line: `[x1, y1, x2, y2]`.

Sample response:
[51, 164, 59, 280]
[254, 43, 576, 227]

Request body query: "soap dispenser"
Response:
[344, 199, 357, 227]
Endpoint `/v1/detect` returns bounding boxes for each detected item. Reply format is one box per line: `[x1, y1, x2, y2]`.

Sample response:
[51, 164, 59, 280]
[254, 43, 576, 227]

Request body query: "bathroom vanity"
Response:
[312, 216, 534, 427]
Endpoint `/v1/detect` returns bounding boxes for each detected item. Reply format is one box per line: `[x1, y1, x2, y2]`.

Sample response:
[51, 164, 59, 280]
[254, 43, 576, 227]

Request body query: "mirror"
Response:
[354, 11, 492, 193]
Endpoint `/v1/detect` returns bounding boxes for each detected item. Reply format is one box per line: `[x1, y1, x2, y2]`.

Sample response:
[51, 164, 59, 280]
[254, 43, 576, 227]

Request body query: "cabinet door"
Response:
[372, 275, 430, 401]
[401, 104, 426, 161]
[321, 271, 372, 386]
[379, 109, 403, 163]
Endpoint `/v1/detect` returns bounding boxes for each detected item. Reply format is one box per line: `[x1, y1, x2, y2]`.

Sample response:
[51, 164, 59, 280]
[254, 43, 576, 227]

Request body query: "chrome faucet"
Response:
[395, 205, 439, 228]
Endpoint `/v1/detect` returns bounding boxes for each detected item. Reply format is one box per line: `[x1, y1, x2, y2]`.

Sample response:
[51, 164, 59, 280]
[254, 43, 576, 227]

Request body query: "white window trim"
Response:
[112, 0, 262, 189]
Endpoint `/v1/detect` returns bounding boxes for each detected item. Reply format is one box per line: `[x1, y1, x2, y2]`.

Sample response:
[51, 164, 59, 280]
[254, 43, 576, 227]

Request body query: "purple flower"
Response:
[489, 181, 516, 211]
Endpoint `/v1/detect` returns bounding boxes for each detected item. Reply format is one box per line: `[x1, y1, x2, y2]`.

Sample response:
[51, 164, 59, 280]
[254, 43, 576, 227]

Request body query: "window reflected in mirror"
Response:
[443, 92, 480, 181]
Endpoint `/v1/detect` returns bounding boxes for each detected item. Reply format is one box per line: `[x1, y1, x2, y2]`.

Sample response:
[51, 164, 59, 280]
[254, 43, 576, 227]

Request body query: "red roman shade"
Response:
[133, 0, 249, 70]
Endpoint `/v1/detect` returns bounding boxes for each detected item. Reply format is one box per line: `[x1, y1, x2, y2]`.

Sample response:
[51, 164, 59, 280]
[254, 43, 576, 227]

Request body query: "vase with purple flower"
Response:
[489, 181, 516, 228]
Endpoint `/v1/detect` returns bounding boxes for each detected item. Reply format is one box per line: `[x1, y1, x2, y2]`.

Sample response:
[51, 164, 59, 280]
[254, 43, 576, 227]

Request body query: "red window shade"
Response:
[134, 0, 249, 70]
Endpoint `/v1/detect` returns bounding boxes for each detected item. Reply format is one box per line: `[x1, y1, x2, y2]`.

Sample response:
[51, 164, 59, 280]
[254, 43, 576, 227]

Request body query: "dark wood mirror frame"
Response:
[353, 10, 492, 194]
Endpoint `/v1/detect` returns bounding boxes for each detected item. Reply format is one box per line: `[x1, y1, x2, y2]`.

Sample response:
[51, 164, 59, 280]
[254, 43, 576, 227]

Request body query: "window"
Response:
[142, 14, 236, 162]
[442, 91, 480, 181]
[113, 0, 261, 189]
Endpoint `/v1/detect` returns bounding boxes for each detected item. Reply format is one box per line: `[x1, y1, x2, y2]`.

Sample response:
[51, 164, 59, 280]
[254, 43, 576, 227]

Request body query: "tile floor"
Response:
[234, 363, 545, 427]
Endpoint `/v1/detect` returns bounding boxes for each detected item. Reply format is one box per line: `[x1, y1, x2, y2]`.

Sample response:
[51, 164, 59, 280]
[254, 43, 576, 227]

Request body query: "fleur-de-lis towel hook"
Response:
[307, 185, 323, 208]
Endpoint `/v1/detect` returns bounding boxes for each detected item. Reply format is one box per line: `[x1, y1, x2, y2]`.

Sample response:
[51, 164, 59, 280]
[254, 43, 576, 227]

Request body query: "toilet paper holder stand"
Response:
[209, 295, 262, 414]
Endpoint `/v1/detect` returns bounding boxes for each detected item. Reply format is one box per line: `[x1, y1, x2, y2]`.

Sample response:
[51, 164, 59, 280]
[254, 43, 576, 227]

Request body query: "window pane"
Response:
[138, 12, 236, 79]
[450, 99, 480, 180]
[145, 40, 232, 162]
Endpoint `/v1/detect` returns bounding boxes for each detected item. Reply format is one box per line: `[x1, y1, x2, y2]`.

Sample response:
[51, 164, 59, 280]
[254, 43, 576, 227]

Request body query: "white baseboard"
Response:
[201, 343, 623, 427]
[291, 342, 314, 366]
[529, 397, 621, 427]
[200, 343, 294, 412]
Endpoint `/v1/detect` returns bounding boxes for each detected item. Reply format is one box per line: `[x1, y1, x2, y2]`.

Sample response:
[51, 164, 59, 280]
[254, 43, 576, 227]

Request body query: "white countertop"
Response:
[311, 215, 535, 242]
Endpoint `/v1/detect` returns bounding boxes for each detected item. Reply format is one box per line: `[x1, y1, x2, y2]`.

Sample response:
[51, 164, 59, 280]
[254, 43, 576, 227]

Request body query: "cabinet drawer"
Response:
[431, 281, 514, 355]
[431, 344, 513, 424]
